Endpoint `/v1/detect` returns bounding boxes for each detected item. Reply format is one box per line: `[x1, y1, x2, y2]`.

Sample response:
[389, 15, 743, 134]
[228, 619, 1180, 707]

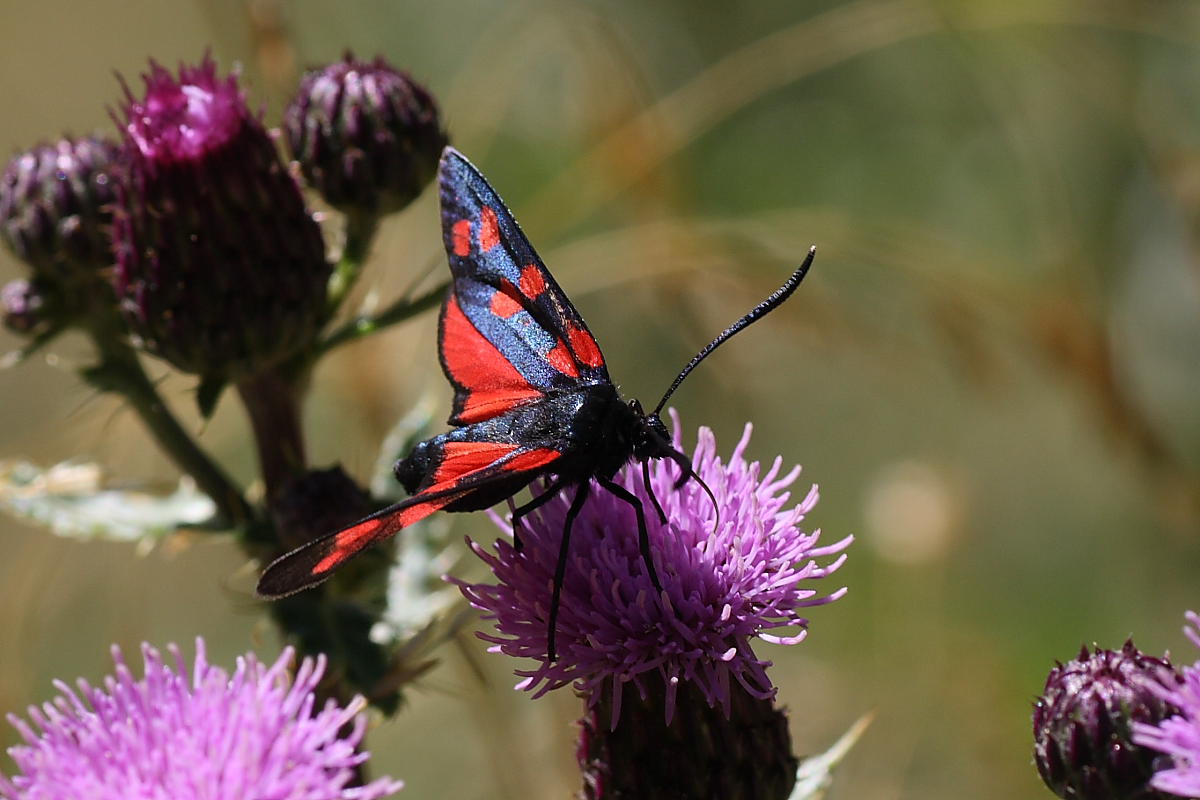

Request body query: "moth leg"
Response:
[641, 459, 667, 525]
[547, 481, 589, 662]
[687, 465, 721, 535]
[510, 476, 567, 552]
[665, 450, 722, 535]
[597, 476, 664, 595]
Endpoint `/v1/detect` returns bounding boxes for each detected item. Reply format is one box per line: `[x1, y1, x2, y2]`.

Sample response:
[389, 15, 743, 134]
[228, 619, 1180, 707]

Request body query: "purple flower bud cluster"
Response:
[2, 52, 444, 374]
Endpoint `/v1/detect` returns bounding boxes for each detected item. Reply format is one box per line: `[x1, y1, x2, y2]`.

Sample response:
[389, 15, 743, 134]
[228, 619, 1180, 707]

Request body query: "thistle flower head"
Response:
[121, 58, 244, 163]
[285, 54, 446, 216]
[112, 55, 329, 380]
[0, 640, 402, 799]
[0, 136, 120, 283]
[455, 412, 851, 724]
[1133, 611, 1200, 798]
[1034, 640, 1181, 800]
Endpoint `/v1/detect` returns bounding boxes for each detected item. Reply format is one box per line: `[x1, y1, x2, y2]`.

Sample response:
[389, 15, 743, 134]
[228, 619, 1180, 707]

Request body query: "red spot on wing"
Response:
[489, 285, 523, 318]
[568, 324, 604, 368]
[434, 441, 519, 484]
[519, 264, 546, 299]
[479, 206, 500, 252]
[452, 219, 471, 256]
[546, 340, 579, 377]
[442, 293, 542, 422]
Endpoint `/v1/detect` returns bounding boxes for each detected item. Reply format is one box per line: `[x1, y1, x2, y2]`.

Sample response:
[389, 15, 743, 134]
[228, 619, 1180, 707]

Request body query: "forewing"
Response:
[437, 147, 611, 425]
[256, 439, 562, 597]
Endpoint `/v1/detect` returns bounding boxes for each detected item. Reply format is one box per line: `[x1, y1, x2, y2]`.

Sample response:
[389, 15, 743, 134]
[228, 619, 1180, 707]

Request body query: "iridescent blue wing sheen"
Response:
[437, 147, 611, 425]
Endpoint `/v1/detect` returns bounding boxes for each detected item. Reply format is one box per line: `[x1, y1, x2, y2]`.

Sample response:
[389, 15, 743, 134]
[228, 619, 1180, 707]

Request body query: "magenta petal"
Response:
[1133, 611, 1200, 796]
[0, 639, 403, 799]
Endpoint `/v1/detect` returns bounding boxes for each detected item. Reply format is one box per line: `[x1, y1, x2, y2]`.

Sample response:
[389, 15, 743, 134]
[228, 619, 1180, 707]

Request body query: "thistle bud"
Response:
[285, 55, 446, 216]
[271, 466, 372, 552]
[112, 56, 329, 380]
[0, 136, 120, 283]
[1033, 641, 1181, 799]
[2, 278, 60, 335]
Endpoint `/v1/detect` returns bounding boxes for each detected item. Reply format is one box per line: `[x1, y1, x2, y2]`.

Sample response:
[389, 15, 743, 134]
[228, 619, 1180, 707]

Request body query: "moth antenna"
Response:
[652, 247, 816, 417]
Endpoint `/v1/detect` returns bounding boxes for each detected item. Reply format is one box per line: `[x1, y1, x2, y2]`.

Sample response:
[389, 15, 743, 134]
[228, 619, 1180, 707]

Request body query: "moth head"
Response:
[628, 399, 672, 462]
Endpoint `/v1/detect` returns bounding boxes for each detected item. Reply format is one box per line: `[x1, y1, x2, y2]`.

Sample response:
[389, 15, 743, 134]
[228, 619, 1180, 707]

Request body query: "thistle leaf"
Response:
[195, 374, 226, 419]
[788, 713, 874, 800]
[0, 460, 217, 544]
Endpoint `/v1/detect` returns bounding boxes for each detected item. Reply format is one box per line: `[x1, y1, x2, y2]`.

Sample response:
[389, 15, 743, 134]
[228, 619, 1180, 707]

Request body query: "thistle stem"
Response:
[318, 278, 448, 354]
[326, 211, 380, 315]
[235, 366, 308, 504]
[80, 294, 253, 527]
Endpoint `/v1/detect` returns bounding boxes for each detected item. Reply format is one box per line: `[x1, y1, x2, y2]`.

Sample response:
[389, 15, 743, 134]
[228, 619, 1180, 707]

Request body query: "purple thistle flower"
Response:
[1134, 611, 1200, 798]
[0, 640, 402, 800]
[454, 411, 852, 725]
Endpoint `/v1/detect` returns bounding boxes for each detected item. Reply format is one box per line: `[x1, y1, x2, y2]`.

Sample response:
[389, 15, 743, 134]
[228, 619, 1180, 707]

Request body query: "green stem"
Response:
[318, 279, 449, 354]
[326, 212, 380, 315]
[81, 303, 253, 527]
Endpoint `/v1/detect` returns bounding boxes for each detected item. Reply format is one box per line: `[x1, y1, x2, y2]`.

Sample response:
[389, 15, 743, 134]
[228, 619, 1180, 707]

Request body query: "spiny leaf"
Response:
[789, 713, 874, 800]
[195, 373, 226, 419]
[0, 460, 217, 544]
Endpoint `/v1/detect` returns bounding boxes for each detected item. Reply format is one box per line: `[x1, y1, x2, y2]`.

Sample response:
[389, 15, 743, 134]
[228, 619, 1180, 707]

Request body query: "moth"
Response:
[258, 147, 815, 659]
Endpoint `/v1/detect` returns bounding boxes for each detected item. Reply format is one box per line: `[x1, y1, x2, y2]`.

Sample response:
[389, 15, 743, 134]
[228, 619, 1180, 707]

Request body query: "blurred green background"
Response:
[3, 0, 1200, 797]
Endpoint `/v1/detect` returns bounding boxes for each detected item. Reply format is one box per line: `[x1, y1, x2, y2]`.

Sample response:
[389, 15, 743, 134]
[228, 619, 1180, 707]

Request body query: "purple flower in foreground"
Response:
[455, 412, 851, 724]
[1134, 612, 1200, 798]
[0, 640, 402, 800]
